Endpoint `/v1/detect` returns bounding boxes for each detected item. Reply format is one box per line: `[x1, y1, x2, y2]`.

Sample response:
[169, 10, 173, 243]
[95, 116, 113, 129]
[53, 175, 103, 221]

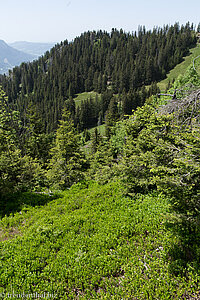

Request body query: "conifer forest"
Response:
[0, 22, 200, 299]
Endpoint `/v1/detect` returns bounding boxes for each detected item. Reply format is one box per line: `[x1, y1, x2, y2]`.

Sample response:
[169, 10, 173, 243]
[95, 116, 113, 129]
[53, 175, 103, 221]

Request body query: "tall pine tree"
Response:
[47, 108, 87, 189]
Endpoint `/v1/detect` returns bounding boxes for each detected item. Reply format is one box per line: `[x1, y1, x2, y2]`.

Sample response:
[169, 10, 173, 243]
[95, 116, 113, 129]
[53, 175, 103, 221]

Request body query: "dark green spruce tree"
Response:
[47, 108, 87, 190]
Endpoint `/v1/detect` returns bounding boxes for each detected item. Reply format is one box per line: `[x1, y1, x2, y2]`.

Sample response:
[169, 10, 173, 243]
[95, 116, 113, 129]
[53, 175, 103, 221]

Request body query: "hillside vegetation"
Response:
[0, 23, 200, 299]
[0, 182, 199, 299]
[0, 23, 196, 132]
[158, 43, 200, 91]
[1, 62, 200, 298]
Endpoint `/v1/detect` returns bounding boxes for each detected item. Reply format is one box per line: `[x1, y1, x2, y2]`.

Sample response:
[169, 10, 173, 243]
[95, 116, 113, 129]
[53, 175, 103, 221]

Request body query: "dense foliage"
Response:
[0, 88, 45, 199]
[0, 23, 200, 299]
[0, 23, 196, 132]
[121, 93, 200, 252]
[46, 108, 87, 190]
[86, 66, 200, 275]
[0, 182, 199, 299]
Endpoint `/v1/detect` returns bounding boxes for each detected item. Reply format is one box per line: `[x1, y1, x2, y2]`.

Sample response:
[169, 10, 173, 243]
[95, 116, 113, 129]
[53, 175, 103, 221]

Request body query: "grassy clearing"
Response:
[74, 91, 101, 107]
[89, 124, 106, 136]
[0, 181, 199, 299]
[158, 44, 200, 91]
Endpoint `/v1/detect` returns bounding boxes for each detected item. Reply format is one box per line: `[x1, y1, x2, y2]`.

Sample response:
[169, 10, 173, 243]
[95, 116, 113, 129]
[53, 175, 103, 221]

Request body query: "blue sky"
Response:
[1, 0, 200, 43]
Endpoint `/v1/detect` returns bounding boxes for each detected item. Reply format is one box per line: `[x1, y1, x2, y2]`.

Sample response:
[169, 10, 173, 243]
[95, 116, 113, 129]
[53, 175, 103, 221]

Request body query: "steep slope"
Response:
[158, 43, 200, 91]
[0, 181, 199, 299]
[0, 24, 196, 133]
[0, 38, 200, 299]
[0, 40, 34, 74]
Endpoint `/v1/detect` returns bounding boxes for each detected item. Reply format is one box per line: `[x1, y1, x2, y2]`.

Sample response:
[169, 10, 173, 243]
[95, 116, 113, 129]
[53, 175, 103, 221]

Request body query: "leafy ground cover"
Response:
[0, 181, 199, 299]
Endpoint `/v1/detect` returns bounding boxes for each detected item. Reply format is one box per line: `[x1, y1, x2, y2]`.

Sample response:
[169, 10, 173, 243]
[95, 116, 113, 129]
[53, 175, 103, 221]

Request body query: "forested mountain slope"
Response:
[158, 43, 200, 90]
[0, 30, 200, 298]
[0, 79, 200, 296]
[0, 23, 196, 132]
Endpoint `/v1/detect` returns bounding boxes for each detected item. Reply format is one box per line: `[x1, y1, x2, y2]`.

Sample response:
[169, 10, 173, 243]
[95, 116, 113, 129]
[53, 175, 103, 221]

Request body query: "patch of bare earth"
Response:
[0, 227, 21, 241]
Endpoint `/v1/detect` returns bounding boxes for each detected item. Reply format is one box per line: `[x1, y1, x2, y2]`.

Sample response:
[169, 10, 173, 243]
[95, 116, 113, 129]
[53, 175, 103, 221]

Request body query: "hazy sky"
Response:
[1, 0, 200, 44]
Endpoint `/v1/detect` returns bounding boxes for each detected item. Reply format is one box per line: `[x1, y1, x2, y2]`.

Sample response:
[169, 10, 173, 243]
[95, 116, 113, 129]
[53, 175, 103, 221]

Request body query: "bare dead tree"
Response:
[158, 88, 200, 128]
[157, 89, 177, 100]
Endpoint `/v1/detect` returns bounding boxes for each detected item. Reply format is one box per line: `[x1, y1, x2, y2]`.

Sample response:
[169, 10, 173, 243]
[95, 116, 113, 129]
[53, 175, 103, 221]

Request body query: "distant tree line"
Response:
[0, 22, 197, 132]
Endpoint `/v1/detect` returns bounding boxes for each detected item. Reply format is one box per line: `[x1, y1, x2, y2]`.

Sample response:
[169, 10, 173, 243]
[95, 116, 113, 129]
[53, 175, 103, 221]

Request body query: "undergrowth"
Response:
[0, 181, 199, 299]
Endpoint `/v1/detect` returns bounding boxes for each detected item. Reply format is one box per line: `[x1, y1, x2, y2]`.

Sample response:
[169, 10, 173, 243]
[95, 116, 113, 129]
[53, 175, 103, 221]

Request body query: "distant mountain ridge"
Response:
[9, 41, 55, 57]
[0, 40, 34, 74]
[0, 24, 196, 133]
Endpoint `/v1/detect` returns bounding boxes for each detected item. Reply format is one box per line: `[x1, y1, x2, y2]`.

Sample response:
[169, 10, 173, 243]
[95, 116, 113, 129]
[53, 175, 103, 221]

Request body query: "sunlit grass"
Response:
[158, 44, 200, 91]
[74, 91, 101, 107]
